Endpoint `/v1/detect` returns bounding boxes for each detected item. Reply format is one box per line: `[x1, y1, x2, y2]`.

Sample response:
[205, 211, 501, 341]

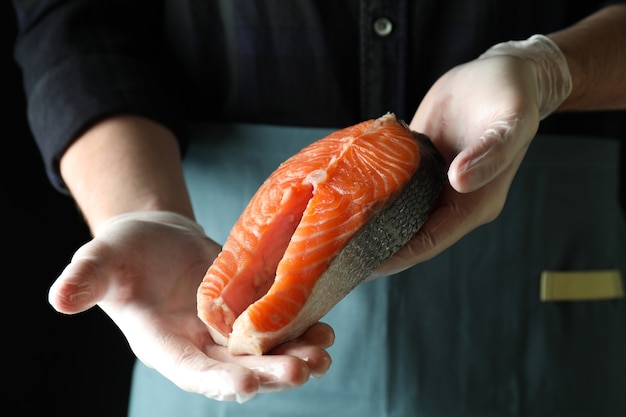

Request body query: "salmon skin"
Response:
[197, 112, 446, 355]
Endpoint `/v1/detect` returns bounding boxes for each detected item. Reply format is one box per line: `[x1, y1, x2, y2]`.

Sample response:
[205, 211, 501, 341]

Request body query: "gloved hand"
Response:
[377, 34, 572, 275]
[48, 211, 334, 403]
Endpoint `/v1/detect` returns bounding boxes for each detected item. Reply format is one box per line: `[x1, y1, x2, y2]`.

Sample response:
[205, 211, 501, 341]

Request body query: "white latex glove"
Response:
[48, 211, 334, 403]
[377, 35, 572, 275]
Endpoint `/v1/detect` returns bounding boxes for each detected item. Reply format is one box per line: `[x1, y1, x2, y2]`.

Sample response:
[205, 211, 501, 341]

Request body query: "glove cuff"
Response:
[479, 34, 573, 119]
[95, 211, 205, 236]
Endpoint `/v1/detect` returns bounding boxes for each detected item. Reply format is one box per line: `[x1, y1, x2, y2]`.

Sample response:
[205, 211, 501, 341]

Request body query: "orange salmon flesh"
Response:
[197, 112, 444, 355]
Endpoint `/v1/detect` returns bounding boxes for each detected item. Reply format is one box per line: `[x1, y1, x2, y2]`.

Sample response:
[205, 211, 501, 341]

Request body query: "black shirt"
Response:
[12, 0, 624, 192]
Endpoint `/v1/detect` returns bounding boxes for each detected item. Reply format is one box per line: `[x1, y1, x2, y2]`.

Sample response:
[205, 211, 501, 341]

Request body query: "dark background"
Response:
[4, 3, 624, 416]
[4, 3, 135, 416]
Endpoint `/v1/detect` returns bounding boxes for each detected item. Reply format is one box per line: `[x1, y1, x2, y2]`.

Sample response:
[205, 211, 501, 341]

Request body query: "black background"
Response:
[4, 2, 624, 416]
[4, 3, 135, 416]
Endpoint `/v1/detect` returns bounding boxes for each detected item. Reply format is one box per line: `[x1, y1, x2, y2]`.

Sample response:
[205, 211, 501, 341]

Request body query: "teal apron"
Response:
[128, 124, 626, 417]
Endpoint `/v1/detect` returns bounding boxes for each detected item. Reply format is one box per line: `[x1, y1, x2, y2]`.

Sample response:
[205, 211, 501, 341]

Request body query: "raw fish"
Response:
[197, 112, 446, 355]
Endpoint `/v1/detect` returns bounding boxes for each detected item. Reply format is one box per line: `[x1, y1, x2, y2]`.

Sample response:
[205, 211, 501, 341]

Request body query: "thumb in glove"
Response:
[448, 34, 573, 193]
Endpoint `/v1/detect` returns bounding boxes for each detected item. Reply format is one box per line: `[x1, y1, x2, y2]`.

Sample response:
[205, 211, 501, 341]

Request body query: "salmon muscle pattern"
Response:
[197, 112, 446, 355]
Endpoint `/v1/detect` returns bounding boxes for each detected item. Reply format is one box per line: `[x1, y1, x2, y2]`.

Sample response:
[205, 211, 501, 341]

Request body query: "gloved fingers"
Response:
[221, 322, 334, 388]
[155, 336, 328, 401]
[373, 114, 533, 277]
[192, 362, 261, 403]
[225, 351, 311, 394]
[448, 114, 535, 193]
[370, 184, 480, 274]
[403, 182, 507, 262]
[48, 240, 113, 314]
[48, 210, 218, 314]
[148, 338, 263, 403]
[294, 321, 335, 349]
[267, 322, 335, 379]
[214, 344, 329, 393]
[267, 343, 332, 380]
[105, 303, 261, 403]
[131, 331, 332, 402]
[373, 149, 524, 273]
[200, 323, 334, 395]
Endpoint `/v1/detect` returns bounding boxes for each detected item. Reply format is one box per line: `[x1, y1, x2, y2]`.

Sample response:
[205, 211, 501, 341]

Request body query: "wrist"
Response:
[479, 34, 573, 119]
[60, 115, 195, 233]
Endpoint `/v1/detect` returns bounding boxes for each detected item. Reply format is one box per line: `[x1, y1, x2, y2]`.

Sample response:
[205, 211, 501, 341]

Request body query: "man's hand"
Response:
[374, 35, 572, 276]
[49, 211, 334, 403]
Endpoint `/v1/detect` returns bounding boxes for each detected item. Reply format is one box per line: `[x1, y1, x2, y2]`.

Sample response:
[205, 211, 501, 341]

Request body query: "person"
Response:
[12, 0, 626, 416]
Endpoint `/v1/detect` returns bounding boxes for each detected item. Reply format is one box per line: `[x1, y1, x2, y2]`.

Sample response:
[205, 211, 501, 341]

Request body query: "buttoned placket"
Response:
[359, 0, 407, 120]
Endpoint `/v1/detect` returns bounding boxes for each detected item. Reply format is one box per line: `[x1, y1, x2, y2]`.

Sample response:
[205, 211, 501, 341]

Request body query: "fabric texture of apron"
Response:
[128, 123, 626, 417]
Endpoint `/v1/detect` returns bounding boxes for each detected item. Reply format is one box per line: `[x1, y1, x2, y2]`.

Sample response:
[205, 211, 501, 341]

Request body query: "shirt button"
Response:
[373, 17, 393, 37]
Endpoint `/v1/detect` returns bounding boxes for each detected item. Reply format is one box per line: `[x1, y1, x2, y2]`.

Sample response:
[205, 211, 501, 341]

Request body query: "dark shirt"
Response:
[11, 0, 623, 192]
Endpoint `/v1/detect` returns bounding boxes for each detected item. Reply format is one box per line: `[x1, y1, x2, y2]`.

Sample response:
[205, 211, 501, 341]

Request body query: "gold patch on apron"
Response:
[540, 270, 624, 302]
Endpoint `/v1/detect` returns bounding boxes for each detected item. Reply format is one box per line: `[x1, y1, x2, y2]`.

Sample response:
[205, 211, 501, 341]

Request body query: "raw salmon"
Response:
[197, 112, 445, 355]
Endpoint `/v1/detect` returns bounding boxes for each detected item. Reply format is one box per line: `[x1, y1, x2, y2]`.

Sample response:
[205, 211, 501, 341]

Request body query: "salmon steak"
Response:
[197, 112, 446, 355]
